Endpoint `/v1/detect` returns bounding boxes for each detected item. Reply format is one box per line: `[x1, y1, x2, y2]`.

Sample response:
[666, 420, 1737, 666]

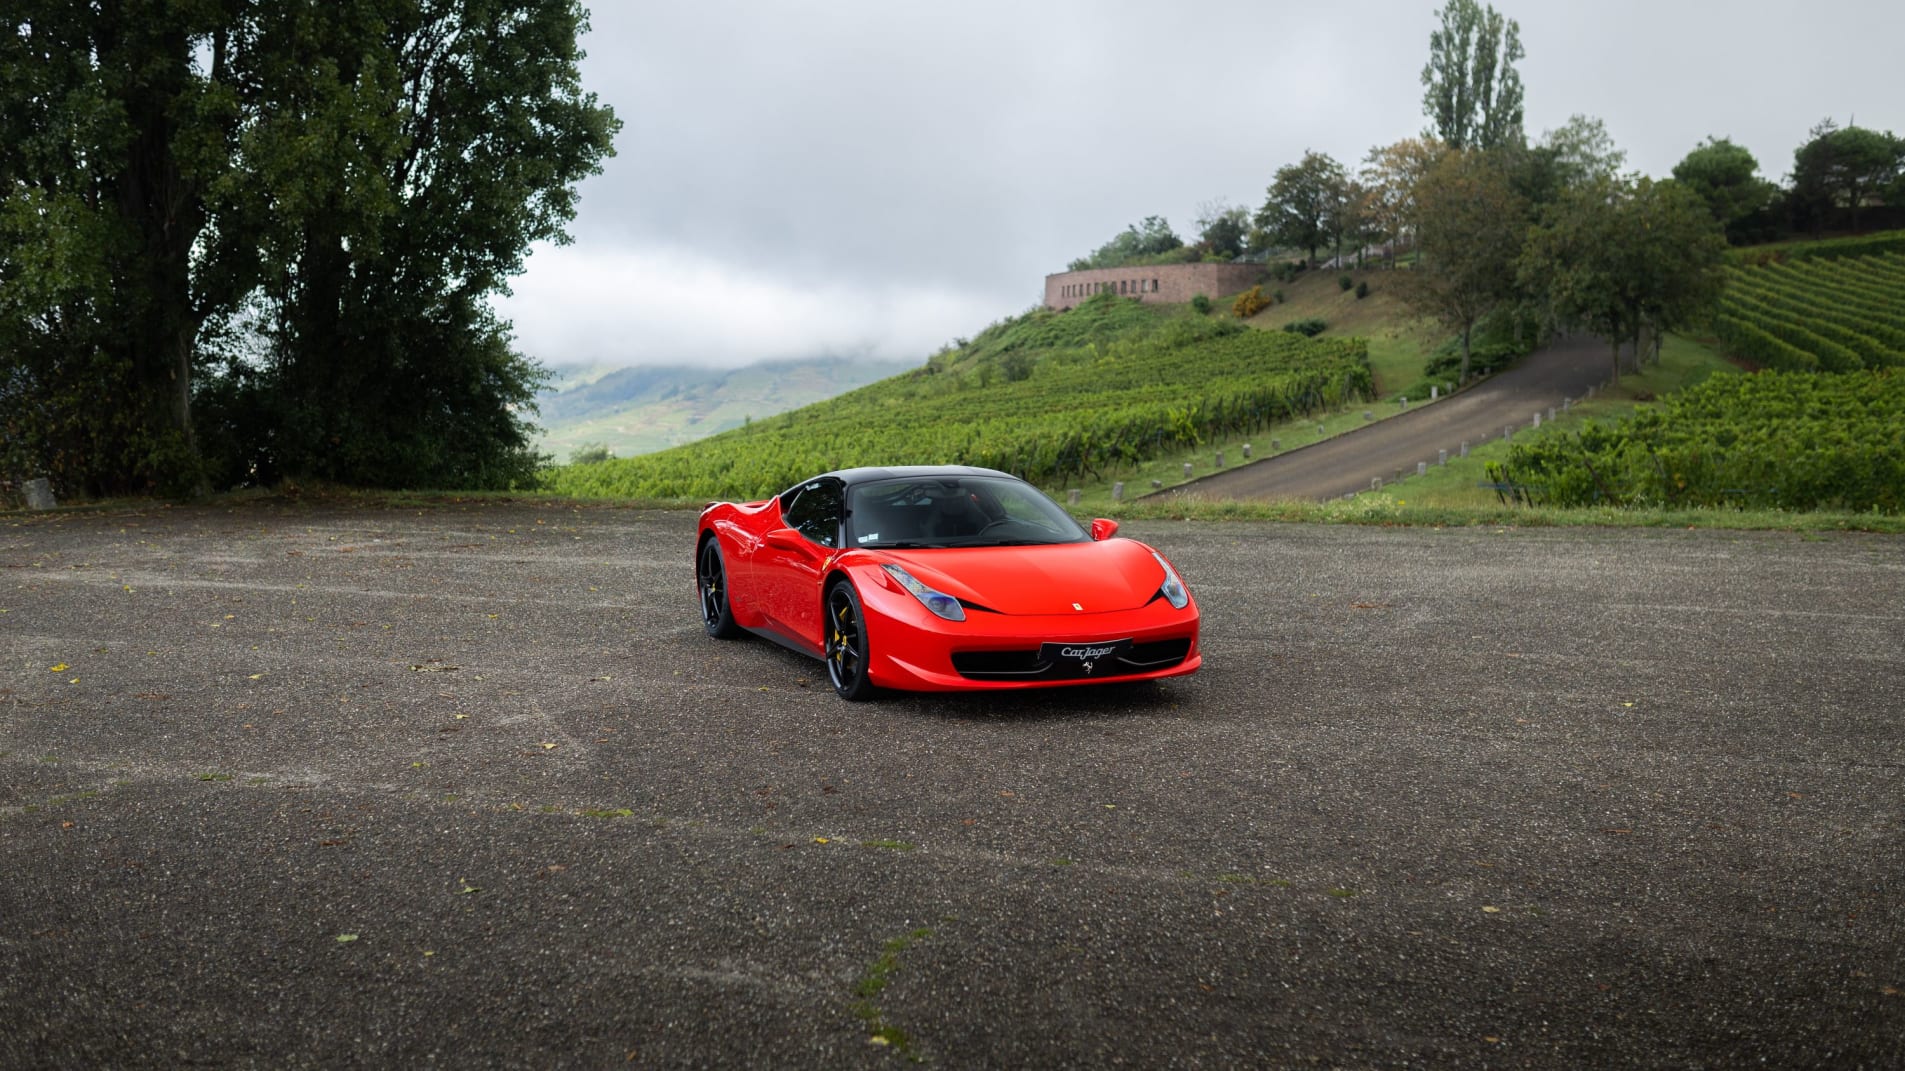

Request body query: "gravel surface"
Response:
[3, 502, 1901, 1069]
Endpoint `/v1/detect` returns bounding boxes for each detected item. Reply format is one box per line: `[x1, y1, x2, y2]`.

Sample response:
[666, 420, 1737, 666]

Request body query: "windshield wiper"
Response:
[859, 541, 934, 549]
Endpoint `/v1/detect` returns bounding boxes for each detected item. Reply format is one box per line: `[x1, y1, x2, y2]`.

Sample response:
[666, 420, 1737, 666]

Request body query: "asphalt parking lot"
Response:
[3, 502, 1901, 1069]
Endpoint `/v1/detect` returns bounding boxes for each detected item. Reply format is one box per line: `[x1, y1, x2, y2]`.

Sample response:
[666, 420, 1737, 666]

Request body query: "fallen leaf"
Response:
[335, 934, 359, 943]
[538, 742, 558, 750]
[813, 837, 830, 844]
[48, 663, 68, 673]
[1482, 906, 1502, 914]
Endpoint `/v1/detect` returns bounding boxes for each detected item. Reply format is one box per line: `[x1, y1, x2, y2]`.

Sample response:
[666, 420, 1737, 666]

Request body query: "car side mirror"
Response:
[764, 528, 806, 551]
[1089, 518, 1120, 541]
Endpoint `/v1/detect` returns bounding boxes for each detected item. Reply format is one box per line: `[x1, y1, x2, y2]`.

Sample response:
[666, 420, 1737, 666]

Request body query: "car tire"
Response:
[825, 579, 876, 701]
[697, 536, 741, 638]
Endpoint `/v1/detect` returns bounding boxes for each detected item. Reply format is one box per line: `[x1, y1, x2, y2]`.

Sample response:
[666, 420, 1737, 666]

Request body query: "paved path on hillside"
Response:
[1170, 334, 1613, 501]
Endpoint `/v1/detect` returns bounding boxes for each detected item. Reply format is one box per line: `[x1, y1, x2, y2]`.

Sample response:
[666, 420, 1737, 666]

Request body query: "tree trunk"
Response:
[103, 9, 208, 495]
[1460, 322, 1473, 383]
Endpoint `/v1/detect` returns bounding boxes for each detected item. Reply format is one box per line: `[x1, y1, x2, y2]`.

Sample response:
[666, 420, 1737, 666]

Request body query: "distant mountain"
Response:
[533, 356, 915, 460]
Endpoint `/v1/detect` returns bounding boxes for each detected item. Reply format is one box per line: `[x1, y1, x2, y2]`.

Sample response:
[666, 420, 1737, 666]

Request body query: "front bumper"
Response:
[858, 580, 1201, 692]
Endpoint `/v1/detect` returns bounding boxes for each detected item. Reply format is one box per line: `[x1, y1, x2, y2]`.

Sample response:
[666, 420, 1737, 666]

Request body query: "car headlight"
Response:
[1152, 552, 1189, 610]
[882, 564, 965, 621]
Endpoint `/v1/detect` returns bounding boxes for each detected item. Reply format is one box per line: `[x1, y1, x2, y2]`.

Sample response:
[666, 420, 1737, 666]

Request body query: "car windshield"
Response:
[846, 475, 1089, 549]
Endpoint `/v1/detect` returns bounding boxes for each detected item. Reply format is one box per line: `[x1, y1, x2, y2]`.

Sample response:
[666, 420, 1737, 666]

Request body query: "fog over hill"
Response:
[533, 355, 914, 461]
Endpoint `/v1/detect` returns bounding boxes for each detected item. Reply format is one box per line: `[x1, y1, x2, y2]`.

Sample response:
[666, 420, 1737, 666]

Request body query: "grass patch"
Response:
[850, 927, 934, 1061]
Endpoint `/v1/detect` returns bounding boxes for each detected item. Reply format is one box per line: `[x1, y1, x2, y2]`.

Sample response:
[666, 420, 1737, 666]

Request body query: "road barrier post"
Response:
[23, 478, 56, 510]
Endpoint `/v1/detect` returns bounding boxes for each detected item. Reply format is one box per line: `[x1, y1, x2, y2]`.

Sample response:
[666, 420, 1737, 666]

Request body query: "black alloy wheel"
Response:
[698, 537, 740, 638]
[825, 580, 875, 701]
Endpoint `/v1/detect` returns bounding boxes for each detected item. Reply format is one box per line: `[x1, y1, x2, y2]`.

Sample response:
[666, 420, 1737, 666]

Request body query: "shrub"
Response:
[1272, 289, 1285, 304]
[1338, 274, 1354, 291]
[1231, 286, 1271, 318]
[1355, 281, 1371, 299]
[1282, 318, 1327, 337]
[1272, 262, 1299, 283]
[1190, 293, 1212, 315]
[1425, 341, 1519, 378]
[569, 443, 614, 465]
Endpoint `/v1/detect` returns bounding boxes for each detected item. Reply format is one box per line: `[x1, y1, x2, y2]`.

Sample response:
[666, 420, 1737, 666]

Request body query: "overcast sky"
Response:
[497, 0, 1904, 370]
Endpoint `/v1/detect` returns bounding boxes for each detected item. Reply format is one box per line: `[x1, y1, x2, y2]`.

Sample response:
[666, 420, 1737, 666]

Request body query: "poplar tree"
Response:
[1420, 0, 1525, 151]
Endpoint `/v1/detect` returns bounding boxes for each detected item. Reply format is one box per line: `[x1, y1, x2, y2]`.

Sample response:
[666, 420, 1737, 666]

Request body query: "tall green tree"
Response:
[1400, 149, 1525, 381]
[1789, 119, 1904, 234]
[1671, 136, 1777, 243]
[0, 2, 236, 496]
[1519, 176, 1726, 383]
[1420, 0, 1525, 151]
[1255, 151, 1347, 266]
[202, 0, 620, 489]
[1, 1, 619, 496]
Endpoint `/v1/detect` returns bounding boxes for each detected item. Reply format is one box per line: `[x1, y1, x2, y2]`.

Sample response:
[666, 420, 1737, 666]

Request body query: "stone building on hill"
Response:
[1043, 261, 1267, 311]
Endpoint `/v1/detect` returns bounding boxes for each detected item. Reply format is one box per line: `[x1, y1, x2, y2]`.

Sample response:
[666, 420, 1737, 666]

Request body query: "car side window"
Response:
[780, 479, 843, 548]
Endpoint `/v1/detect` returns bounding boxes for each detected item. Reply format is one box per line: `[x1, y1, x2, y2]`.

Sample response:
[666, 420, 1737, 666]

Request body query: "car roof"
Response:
[813, 465, 1017, 489]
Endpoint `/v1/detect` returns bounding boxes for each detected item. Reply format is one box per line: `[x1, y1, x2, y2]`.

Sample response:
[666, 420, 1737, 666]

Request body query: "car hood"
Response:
[880, 540, 1167, 616]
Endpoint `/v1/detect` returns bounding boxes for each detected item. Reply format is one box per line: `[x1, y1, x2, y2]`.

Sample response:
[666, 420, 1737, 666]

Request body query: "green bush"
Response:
[1355, 281, 1371, 299]
[1338, 274, 1354, 291]
[1190, 293, 1212, 315]
[569, 443, 613, 465]
[1282, 318, 1327, 337]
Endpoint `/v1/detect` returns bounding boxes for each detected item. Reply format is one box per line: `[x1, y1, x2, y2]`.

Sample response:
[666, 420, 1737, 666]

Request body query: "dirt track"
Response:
[4, 502, 1902, 1068]
[1177, 335, 1613, 501]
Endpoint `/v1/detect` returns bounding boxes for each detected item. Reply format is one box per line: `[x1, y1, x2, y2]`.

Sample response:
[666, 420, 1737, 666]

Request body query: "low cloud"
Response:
[498, 242, 1020, 369]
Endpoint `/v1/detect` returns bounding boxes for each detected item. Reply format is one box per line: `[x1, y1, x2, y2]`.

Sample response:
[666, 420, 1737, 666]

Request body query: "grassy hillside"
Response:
[534, 357, 913, 461]
[541, 292, 1373, 501]
[1226, 267, 1444, 399]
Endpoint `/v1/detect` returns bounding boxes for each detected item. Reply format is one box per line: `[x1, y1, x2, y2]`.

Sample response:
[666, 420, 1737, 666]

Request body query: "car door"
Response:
[754, 477, 843, 650]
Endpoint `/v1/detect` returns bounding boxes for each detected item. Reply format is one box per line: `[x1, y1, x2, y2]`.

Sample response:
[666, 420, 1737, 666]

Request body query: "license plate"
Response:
[1038, 639, 1132, 677]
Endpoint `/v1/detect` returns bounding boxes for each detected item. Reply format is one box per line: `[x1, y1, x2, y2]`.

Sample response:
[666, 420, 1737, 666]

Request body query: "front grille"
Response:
[952, 637, 1192, 681]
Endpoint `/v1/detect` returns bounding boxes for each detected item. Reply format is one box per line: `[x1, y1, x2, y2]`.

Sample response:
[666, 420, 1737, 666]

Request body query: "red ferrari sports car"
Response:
[694, 466, 1200, 700]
